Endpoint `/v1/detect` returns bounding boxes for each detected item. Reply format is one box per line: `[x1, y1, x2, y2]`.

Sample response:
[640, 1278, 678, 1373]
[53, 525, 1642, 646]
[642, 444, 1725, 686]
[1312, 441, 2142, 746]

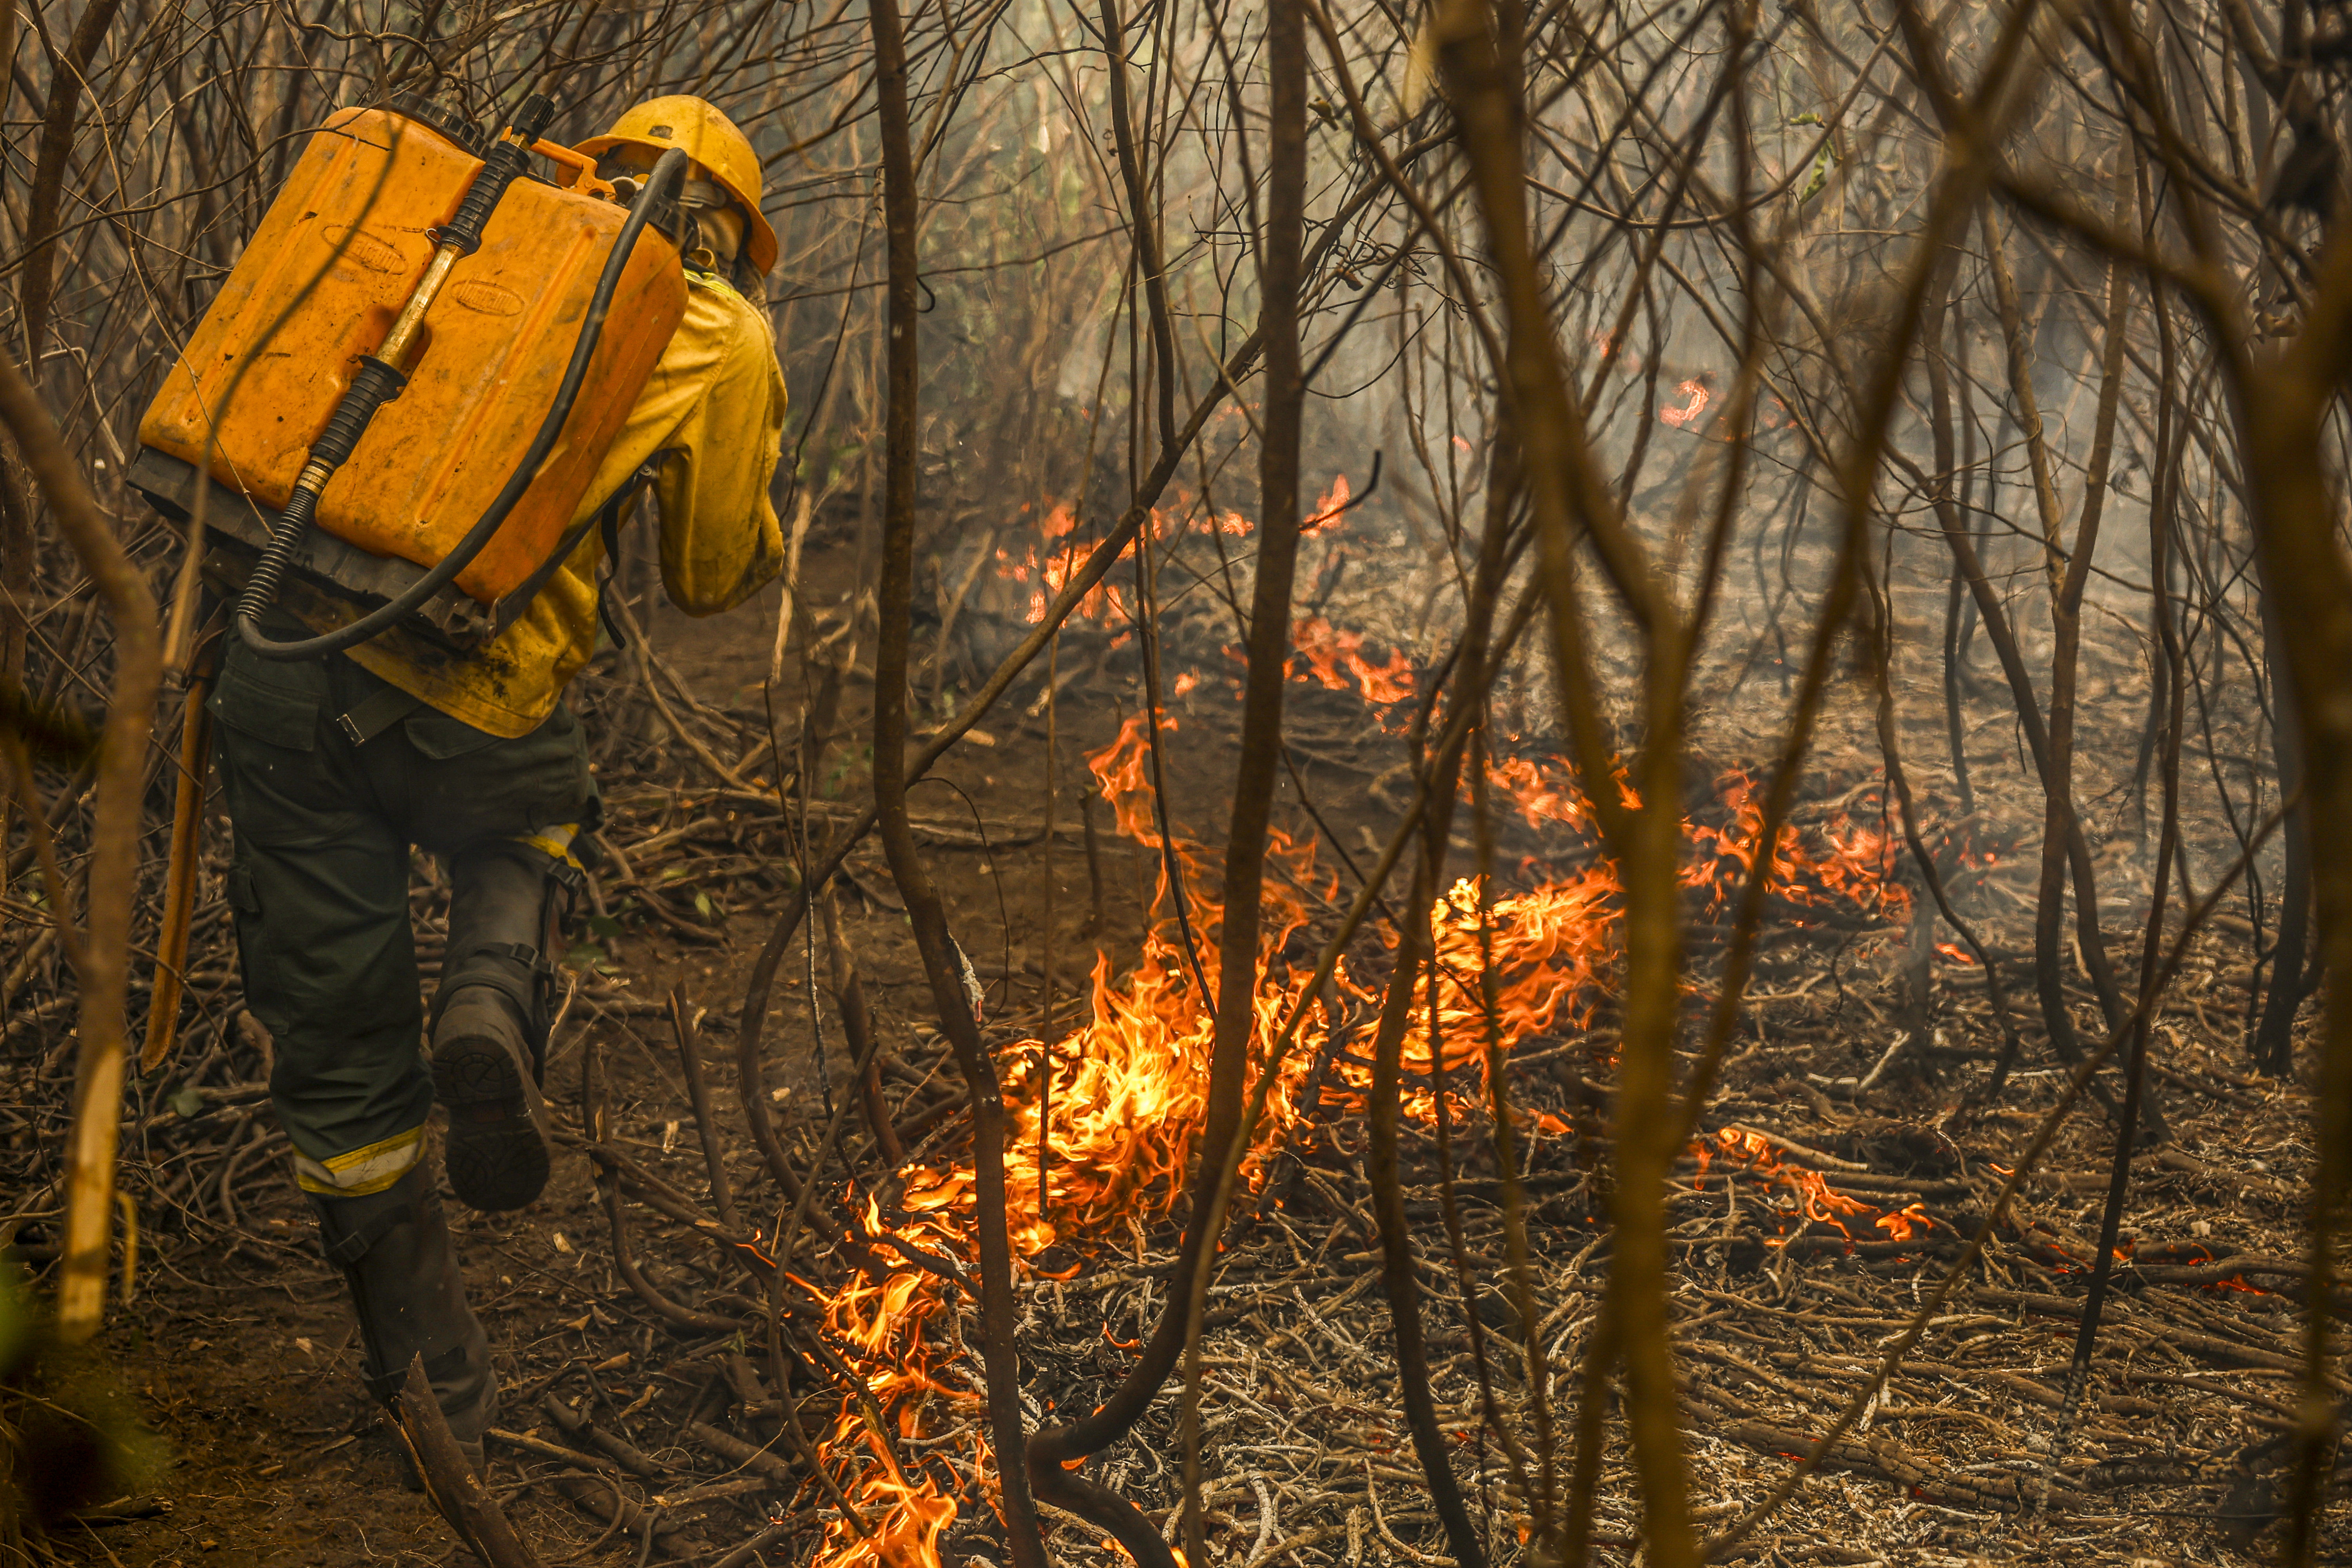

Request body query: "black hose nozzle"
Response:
[509, 94, 556, 143]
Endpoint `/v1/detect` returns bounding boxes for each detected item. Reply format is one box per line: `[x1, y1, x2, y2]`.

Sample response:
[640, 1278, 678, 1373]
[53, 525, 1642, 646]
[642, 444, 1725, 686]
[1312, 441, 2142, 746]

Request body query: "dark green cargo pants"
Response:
[210, 637, 598, 1194]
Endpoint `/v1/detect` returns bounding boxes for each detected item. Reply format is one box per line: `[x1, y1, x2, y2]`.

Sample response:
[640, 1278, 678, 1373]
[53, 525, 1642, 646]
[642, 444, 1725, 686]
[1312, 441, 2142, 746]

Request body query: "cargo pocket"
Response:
[225, 862, 261, 918]
[209, 651, 335, 819]
[209, 651, 327, 752]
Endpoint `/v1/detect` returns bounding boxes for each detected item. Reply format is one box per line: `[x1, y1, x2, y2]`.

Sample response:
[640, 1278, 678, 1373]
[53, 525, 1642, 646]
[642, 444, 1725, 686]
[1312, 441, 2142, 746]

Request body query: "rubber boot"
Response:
[432, 846, 563, 1212]
[311, 1163, 495, 1486]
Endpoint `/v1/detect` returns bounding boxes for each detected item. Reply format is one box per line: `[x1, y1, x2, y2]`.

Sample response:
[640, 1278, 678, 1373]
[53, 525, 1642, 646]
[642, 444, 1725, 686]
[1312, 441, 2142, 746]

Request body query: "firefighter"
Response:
[204, 97, 784, 1472]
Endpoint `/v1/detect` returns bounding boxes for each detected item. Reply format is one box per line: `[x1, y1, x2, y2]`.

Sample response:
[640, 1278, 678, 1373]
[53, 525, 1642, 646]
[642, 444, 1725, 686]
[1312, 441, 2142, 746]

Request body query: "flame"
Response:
[800, 1206, 975, 1568]
[1699, 1128, 1874, 1237]
[1697, 1132, 1941, 1247]
[1303, 472, 1352, 532]
[796, 617, 1926, 1566]
[1488, 760, 1908, 923]
[991, 479, 1368, 623]
[1486, 755, 1591, 830]
[1679, 772, 1909, 922]
[1290, 617, 1415, 708]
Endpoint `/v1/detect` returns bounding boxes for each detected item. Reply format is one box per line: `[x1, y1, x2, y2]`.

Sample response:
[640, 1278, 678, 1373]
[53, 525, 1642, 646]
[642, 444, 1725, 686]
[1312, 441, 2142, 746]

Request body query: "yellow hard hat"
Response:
[576, 96, 776, 276]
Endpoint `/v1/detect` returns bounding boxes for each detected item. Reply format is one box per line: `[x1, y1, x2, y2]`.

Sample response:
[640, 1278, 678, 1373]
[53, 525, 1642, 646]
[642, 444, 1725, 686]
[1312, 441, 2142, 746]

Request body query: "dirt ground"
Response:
[10, 526, 2341, 1568]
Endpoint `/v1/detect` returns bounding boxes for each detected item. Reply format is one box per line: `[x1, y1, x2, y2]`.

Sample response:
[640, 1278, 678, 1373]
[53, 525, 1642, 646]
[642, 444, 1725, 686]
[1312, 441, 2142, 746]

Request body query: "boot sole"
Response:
[433, 1029, 550, 1212]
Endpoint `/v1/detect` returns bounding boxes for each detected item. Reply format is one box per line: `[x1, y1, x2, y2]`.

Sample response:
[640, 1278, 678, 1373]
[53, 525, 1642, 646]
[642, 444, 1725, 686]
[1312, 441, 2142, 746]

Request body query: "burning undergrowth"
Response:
[786, 655, 1943, 1564]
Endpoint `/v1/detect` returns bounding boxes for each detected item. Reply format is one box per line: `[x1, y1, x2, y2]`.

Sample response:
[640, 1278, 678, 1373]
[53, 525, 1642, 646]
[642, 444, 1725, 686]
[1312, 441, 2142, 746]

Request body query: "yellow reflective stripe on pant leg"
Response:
[514, 821, 583, 871]
[293, 1124, 426, 1196]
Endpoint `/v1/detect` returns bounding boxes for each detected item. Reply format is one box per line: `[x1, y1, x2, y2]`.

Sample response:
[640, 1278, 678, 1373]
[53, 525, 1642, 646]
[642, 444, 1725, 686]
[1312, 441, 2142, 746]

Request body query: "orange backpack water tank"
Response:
[138, 104, 686, 607]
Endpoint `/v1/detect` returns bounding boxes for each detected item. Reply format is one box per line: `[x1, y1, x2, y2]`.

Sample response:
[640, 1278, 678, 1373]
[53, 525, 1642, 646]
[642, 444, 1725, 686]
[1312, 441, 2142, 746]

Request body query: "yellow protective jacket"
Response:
[273, 270, 787, 737]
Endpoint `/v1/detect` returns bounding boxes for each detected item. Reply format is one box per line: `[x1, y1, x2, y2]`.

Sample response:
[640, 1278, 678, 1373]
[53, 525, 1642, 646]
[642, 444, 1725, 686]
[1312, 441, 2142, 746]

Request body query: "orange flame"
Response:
[991, 477, 1363, 623]
[802, 1205, 975, 1568]
[1291, 617, 1415, 707]
[1700, 1127, 1875, 1236]
[1486, 755, 1592, 830]
[1303, 472, 1352, 532]
[1698, 1131, 1940, 1247]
